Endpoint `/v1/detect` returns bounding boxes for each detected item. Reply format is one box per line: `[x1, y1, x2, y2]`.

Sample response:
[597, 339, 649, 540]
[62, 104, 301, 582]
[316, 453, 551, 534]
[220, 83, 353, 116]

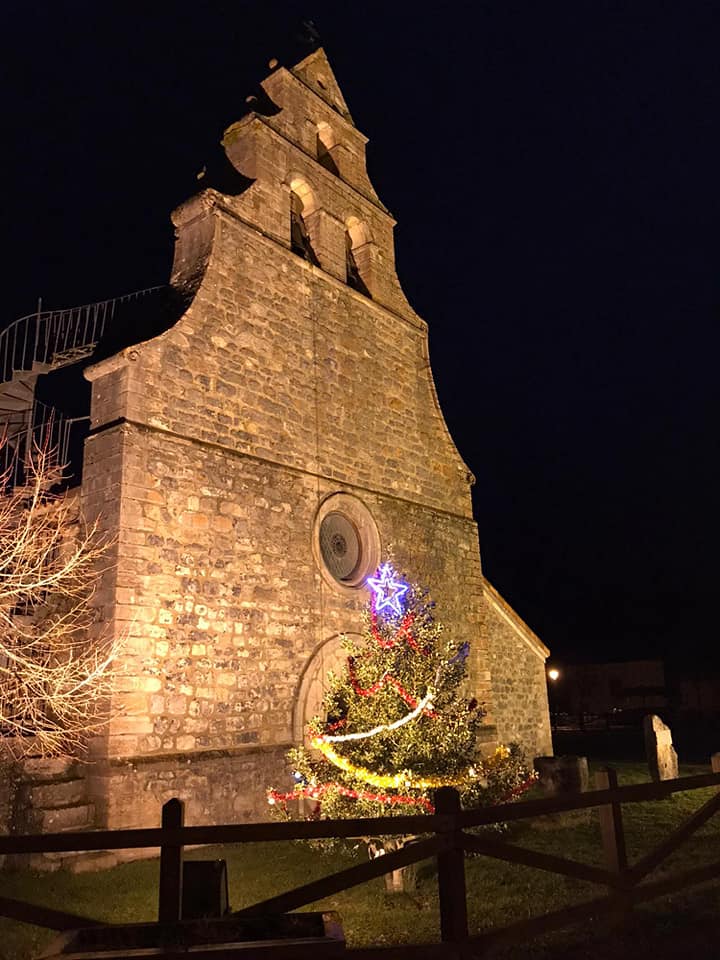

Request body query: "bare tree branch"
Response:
[0, 435, 119, 758]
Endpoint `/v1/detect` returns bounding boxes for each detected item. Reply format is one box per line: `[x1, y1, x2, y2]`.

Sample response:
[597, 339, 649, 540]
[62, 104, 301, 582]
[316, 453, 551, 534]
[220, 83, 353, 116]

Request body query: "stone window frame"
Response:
[312, 492, 381, 595]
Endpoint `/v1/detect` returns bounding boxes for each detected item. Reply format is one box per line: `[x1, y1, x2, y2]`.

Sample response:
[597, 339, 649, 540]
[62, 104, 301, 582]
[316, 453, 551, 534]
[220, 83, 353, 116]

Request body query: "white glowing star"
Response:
[367, 563, 409, 616]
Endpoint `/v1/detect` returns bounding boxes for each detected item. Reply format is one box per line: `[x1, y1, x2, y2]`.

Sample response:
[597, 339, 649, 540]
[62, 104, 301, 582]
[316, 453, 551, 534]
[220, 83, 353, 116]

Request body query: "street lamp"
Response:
[547, 667, 560, 730]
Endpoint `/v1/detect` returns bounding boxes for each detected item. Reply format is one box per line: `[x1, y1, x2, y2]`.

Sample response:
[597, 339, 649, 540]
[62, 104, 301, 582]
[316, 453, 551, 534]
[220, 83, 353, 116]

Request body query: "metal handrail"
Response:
[0, 286, 164, 384]
[0, 400, 78, 490]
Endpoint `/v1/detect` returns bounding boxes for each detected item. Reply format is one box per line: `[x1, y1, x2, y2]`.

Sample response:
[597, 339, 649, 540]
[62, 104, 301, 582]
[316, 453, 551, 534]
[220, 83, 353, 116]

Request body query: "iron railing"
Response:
[0, 286, 164, 384]
[1, 400, 79, 490]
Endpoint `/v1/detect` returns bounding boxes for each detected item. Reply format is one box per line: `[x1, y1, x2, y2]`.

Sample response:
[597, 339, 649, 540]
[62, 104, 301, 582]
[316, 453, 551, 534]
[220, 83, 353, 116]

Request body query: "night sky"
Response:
[3, 2, 719, 671]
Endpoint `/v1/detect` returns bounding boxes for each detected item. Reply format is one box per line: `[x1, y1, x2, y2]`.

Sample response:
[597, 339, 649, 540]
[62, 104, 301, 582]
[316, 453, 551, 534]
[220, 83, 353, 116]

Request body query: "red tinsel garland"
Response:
[268, 771, 536, 819]
[347, 656, 437, 717]
[498, 774, 538, 803]
[268, 782, 435, 813]
[370, 609, 419, 650]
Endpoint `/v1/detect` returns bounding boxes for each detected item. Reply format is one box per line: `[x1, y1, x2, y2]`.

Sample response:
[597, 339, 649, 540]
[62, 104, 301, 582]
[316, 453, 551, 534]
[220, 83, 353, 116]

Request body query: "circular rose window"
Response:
[319, 512, 360, 582]
[313, 494, 381, 591]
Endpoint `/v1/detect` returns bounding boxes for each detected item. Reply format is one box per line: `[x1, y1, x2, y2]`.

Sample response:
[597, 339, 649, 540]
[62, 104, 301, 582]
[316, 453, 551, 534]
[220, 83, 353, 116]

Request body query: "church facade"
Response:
[4, 49, 552, 834]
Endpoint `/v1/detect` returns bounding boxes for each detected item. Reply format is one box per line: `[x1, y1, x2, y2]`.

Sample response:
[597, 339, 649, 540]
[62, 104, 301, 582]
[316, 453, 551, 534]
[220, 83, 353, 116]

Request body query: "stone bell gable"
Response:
[78, 48, 551, 830]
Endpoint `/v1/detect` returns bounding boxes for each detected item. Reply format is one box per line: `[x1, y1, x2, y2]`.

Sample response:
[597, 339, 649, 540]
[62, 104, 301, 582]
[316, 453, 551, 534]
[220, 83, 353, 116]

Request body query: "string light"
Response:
[267, 765, 536, 814]
[312, 691, 435, 745]
[311, 740, 486, 790]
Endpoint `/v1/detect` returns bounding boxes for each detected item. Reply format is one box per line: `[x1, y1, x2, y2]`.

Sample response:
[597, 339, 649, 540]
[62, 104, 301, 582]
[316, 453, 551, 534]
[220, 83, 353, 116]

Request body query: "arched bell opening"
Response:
[289, 178, 320, 265]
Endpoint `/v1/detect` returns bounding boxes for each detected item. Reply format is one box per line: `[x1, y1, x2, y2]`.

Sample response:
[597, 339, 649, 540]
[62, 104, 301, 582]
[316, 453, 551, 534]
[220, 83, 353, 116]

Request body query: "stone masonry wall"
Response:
[91, 213, 471, 517]
[83, 410, 491, 826]
[82, 249, 491, 826]
[483, 581, 553, 760]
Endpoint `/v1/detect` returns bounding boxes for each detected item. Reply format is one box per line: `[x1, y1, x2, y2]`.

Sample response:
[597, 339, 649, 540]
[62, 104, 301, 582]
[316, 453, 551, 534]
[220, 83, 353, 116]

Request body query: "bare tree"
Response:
[0, 437, 118, 758]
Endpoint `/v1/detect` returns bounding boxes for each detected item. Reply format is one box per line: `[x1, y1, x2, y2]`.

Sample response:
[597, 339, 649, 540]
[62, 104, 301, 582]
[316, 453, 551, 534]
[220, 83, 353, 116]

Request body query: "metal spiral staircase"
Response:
[0, 287, 163, 487]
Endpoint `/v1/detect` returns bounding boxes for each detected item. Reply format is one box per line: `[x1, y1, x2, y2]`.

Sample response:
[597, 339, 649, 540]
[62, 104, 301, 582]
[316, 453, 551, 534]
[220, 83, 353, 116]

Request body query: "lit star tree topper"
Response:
[367, 562, 409, 617]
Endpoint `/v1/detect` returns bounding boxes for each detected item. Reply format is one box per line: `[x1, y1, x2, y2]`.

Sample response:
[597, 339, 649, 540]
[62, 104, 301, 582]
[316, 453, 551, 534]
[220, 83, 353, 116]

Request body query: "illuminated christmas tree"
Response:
[269, 563, 534, 821]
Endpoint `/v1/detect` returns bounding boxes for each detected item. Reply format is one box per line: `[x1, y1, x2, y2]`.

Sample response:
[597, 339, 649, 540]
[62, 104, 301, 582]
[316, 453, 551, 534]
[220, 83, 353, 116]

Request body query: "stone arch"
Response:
[288, 176, 318, 215]
[317, 122, 339, 175]
[345, 215, 372, 248]
[317, 121, 336, 150]
[293, 633, 360, 748]
[345, 216, 373, 296]
[288, 177, 319, 264]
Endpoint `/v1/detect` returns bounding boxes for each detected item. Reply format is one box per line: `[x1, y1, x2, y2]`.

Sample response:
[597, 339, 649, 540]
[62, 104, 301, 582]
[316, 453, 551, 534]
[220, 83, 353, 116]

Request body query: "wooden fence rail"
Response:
[2, 768, 720, 958]
[3, 770, 720, 858]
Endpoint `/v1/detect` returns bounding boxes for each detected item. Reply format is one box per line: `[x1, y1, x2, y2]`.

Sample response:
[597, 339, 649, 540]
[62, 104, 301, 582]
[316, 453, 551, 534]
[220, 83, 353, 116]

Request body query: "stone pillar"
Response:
[304, 209, 345, 280]
[350, 240, 378, 297]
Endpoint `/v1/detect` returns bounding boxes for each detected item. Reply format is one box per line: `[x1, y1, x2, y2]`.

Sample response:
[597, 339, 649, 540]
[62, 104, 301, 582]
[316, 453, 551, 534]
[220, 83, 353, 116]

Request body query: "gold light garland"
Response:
[311, 739, 489, 791]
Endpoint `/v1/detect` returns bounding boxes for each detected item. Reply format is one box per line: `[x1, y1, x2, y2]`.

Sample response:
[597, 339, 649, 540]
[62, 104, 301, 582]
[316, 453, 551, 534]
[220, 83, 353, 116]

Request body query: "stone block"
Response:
[40, 803, 95, 833]
[29, 779, 87, 810]
[22, 757, 79, 782]
[67, 851, 121, 873]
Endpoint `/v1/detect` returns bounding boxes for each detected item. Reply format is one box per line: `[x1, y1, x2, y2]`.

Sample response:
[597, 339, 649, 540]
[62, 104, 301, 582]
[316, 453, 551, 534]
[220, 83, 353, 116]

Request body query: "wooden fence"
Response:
[2, 768, 720, 957]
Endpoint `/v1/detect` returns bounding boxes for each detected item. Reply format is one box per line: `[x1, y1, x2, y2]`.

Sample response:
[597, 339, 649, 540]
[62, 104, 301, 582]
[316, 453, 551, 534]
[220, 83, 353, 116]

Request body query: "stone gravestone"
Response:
[532, 756, 590, 826]
[643, 714, 678, 781]
[533, 756, 589, 795]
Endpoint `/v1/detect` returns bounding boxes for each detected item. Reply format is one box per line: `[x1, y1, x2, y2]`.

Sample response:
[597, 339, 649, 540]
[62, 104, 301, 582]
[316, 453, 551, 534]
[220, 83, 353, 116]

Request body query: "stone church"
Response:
[1, 48, 551, 835]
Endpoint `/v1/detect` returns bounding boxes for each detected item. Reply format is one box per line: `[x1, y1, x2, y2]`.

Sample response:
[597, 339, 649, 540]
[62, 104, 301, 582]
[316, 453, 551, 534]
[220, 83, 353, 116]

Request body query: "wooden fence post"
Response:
[595, 767, 627, 875]
[435, 787, 468, 944]
[158, 798, 185, 923]
[595, 766, 629, 929]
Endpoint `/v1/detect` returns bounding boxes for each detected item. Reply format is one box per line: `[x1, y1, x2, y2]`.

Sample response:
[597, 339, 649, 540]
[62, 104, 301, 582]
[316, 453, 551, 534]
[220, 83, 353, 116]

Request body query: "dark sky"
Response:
[2, 1, 719, 670]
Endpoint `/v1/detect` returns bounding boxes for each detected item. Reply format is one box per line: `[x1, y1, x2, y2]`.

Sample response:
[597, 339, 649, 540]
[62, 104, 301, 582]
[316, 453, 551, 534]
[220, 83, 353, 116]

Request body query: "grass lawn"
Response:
[2, 762, 720, 959]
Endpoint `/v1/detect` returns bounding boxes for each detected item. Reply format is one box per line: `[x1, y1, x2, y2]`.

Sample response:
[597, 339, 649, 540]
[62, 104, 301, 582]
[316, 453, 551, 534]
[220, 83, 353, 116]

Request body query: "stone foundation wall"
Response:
[88, 744, 288, 835]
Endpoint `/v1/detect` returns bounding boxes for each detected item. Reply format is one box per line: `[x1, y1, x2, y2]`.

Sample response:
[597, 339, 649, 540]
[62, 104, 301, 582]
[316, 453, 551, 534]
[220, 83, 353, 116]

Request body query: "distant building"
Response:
[558, 660, 667, 717]
[678, 675, 720, 715]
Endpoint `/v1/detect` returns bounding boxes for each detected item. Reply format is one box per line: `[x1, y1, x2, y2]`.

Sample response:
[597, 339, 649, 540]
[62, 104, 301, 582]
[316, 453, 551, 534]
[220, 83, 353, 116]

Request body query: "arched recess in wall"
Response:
[345, 215, 372, 297]
[293, 633, 361, 747]
[289, 177, 320, 265]
[316, 122, 339, 175]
